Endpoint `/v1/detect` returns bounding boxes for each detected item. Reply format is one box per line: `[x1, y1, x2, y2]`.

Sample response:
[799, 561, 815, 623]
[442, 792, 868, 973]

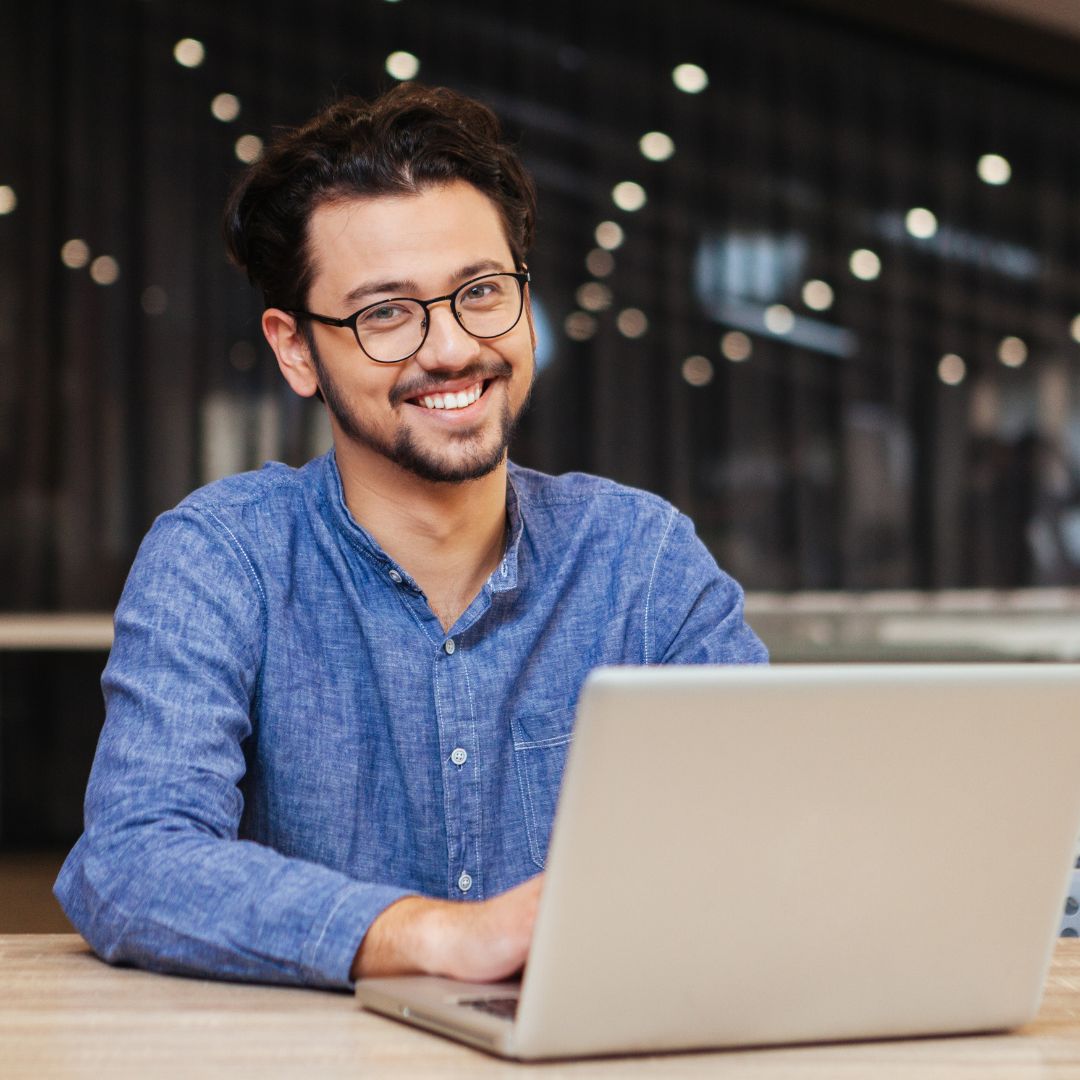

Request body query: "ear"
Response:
[262, 309, 321, 398]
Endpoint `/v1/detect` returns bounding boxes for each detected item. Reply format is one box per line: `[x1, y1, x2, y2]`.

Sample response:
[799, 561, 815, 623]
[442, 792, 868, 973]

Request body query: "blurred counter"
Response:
[746, 589, 1080, 663]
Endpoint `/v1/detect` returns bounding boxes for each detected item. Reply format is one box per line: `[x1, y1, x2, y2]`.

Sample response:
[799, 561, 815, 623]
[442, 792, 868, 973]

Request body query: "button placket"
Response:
[434, 633, 479, 899]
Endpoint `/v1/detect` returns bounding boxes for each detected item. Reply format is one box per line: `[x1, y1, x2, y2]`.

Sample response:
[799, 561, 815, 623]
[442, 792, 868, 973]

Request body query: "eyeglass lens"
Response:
[357, 274, 524, 363]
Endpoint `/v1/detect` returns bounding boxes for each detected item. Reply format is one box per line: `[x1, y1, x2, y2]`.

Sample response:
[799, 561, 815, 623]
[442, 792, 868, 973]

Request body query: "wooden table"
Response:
[6, 935, 1080, 1078]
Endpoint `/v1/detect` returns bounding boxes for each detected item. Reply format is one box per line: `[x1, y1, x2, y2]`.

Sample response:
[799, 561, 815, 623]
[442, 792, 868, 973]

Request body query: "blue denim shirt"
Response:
[55, 453, 767, 989]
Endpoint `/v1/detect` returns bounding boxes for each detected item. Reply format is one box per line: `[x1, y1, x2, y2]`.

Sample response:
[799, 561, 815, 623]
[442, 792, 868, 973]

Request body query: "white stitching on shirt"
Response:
[306, 887, 354, 980]
[516, 722, 541, 861]
[395, 586, 441, 644]
[204, 508, 269, 609]
[643, 506, 677, 666]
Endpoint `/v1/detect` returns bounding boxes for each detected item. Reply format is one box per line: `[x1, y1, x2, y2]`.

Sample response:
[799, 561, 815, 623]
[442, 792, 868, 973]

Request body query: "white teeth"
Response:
[417, 383, 483, 411]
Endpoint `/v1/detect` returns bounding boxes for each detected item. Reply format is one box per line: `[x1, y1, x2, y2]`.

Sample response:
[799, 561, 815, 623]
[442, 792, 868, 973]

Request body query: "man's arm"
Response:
[351, 874, 543, 981]
[644, 507, 768, 666]
[54, 508, 410, 988]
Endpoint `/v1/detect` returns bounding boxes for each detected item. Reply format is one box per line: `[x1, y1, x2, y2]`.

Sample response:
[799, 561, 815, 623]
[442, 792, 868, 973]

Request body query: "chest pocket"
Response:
[511, 708, 575, 869]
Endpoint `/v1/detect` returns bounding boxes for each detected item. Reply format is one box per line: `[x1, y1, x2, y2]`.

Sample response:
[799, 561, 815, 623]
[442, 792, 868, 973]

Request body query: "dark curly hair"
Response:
[223, 84, 537, 311]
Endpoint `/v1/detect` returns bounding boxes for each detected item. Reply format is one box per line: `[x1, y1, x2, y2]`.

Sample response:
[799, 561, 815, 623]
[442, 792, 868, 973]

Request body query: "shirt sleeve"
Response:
[643, 507, 769, 666]
[53, 507, 413, 989]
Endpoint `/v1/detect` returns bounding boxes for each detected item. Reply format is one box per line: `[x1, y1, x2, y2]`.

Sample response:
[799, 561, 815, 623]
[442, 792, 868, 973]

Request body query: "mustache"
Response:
[389, 360, 514, 406]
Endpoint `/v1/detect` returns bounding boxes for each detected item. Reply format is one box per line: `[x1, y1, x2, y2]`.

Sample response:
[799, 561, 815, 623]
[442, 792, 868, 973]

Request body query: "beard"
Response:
[310, 343, 531, 484]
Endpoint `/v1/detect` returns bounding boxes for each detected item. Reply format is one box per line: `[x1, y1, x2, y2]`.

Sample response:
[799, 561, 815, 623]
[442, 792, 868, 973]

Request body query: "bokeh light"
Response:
[639, 131, 675, 162]
[211, 93, 241, 122]
[938, 353, 966, 386]
[576, 282, 613, 312]
[564, 311, 597, 341]
[672, 63, 708, 93]
[682, 355, 714, 386]
[764, 304, 795, 335]
[616, 308, 648, 338]
[235, 135, 264, 163]
[60, 238, 91, 268]
[89, 255, 120, 286]
[977, 153, 1011, 186]
[905, 207, 938, 239]
[585, 248, 615, 277]
[720, 331, 752, 362]
[802, 279, 834, 311]
[998, 336, 1027, 368]
[385, 51, 420, 80]
[595, 221, 625, 250]
[849, 248, 881, 281]
[173, 38, 205, 68]
[612, 181, 647, 212]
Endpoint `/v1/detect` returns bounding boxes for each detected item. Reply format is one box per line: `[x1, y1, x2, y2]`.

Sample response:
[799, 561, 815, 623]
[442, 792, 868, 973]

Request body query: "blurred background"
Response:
[5, 0, 1080, 925]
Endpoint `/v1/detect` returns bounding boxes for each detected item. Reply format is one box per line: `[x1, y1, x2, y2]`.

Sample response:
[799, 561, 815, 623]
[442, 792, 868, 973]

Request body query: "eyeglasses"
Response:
[289, 271, 531, 364]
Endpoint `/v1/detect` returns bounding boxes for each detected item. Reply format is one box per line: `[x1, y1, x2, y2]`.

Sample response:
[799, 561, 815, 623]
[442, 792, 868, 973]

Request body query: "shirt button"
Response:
[388, 569, 402, 584]
[450, 747, 468, 766]
[458, 872, 473, 893]
[444, 638, 456, 655]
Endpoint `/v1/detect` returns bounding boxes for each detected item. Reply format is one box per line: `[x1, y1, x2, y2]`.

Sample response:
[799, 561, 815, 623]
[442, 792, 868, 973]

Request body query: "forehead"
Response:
[305, 181, 513, 303]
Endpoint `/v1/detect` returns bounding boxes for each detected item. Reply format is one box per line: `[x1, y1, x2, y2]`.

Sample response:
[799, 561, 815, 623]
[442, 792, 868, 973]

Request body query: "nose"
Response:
[413, 300, 481, 372]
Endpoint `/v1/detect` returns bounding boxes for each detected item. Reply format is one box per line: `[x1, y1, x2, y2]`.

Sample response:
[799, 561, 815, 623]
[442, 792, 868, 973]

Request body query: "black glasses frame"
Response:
[288, 271, 531, 364]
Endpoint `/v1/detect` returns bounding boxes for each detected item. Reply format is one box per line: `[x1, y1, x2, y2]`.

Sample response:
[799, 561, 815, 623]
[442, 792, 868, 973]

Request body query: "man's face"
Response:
[299, 181, 535, 484]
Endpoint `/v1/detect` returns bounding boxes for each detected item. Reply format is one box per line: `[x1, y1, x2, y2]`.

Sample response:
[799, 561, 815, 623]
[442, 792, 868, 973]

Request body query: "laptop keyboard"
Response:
[460, 996, 519, 1021]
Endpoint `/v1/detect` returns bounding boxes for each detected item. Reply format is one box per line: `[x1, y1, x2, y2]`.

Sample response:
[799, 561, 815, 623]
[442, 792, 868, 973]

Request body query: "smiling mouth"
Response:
[410, 380, 487, 411]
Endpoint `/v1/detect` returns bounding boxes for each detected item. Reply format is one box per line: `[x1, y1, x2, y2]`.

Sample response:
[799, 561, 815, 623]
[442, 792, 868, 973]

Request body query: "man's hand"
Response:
[351, 873, 543, 982]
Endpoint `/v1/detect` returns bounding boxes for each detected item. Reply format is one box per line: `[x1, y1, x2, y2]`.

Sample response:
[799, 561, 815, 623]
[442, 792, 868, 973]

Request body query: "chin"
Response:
[397, 444, 508, 485]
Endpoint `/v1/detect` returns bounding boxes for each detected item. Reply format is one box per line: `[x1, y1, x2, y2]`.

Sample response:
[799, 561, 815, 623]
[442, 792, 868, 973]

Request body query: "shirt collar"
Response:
[319, 450, 524, 594]
[492, 466, 524, 593]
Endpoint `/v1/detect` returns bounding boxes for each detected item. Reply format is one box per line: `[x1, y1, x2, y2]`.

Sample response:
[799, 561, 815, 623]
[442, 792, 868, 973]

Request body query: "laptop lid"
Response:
[359, 664, 1080, 1060]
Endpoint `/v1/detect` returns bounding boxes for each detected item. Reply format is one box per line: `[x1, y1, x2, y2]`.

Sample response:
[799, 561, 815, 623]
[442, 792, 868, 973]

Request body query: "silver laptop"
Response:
[356, 664, 1080, 1060]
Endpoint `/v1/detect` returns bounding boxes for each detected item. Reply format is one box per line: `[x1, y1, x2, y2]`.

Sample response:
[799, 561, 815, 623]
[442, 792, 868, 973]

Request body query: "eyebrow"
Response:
[340, 259, 511, 309]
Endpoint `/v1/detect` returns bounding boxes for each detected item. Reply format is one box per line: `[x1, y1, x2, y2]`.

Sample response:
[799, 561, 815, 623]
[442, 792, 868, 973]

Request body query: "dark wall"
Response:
[0, 652, 106, 846]
[4, 0, 1080, 614]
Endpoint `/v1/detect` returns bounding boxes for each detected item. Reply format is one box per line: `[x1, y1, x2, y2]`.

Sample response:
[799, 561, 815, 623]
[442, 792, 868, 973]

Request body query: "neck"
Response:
[334, 438, 509, 631]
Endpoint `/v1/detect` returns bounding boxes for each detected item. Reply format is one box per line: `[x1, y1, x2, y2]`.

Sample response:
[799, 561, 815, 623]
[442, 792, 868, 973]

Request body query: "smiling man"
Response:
[55, 85, 767, 989]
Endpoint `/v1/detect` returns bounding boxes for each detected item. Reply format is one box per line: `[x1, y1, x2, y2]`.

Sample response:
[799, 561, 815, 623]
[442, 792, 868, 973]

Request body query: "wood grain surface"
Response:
[4, 935, 1080, 1078]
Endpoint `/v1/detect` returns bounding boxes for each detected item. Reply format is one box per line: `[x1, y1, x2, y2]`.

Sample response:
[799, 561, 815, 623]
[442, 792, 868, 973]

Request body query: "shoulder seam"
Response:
[181, 467, 299, 514]
[643, 505, 679, 666]
[514, 476, 667, 510]
[202, 507, 269, 611]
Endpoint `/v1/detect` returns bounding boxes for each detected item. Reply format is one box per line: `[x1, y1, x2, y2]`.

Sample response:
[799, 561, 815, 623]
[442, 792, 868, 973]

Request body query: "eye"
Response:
[358, 302, 414, 328]
[460, 278, 504, 305]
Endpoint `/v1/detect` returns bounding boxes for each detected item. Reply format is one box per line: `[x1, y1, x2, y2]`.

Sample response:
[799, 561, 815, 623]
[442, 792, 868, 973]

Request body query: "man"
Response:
[55, 84, 767, 989]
